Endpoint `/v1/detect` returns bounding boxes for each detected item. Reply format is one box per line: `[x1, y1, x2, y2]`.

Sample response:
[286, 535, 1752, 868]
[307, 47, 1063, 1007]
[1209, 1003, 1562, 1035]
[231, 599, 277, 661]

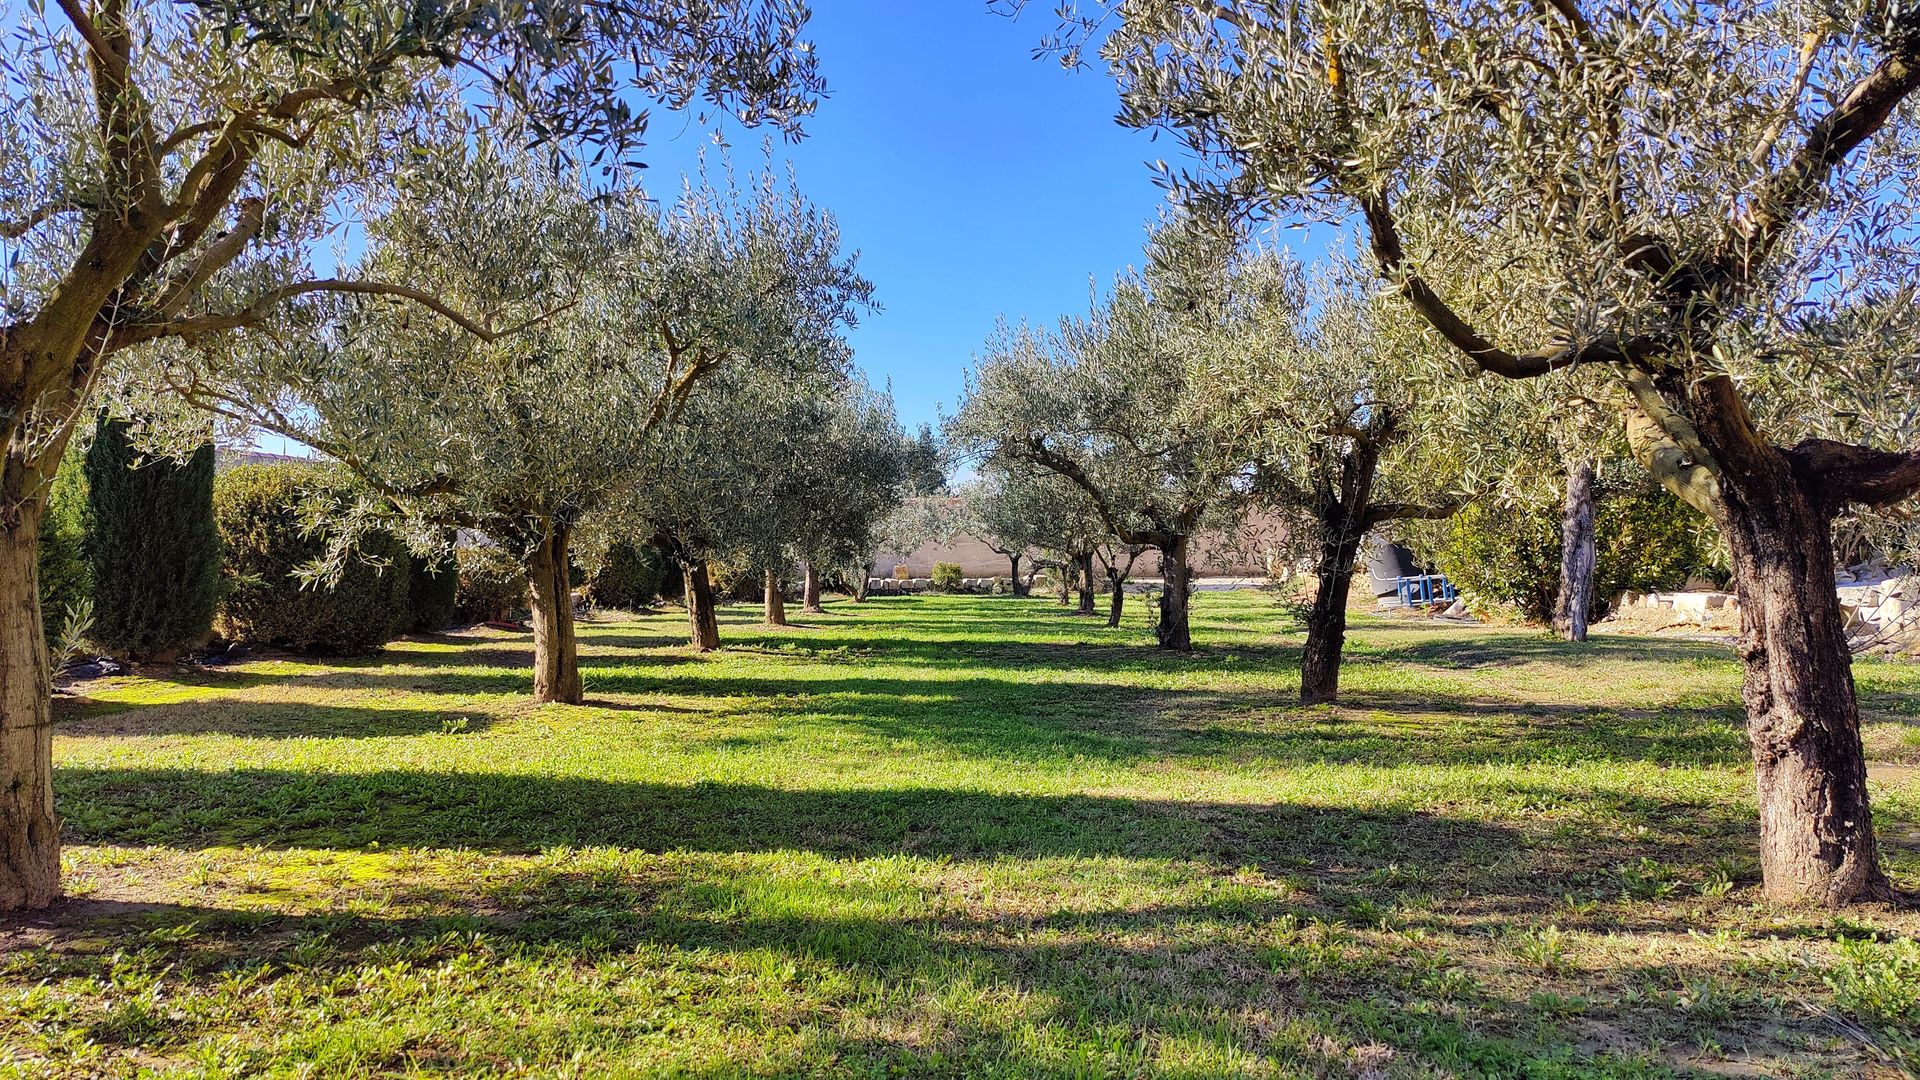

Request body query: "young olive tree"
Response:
[780, 383, 913, 614]
[617, 354, 865, 650]
[951, 216, 1302, 649]
[167, 144, 866, 703]
[1068, 0, 1920, 903]
[1244, 264, 1518, 703]
[0, 0, 822, 910]
[957, 464, 1075, 596]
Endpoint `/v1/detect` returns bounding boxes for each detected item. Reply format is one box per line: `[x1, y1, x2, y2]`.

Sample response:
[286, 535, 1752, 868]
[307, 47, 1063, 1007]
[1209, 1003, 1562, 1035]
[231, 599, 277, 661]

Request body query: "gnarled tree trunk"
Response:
[684, 559, 721, 651]
[1719, 460, 1889, 905]
[1553, 460, 1597, 642]
[524, 521, 582, 705]
[1300, 518, 1366, 705]
[765, 569, 788, 626]
[1076, 550, 1096, 615]
[1156, 536, 1193, 651]
[801, 562, 824, 613]
[1107, 571, 1126, 627]
[1006, 552, 1028, 596]
[0, 503, 59, 911]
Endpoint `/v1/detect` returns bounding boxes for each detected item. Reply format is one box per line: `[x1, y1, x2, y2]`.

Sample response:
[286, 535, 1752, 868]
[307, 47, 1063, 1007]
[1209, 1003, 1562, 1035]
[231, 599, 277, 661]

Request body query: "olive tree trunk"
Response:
[1718, 464, 1889, 905]
[0, 502, 59, 911]
[684, 559, 721, 651]
[1006, 552, 1028, 596]
[801, 562, 824, 613]
[1076, 550, 1097, 615]
[524, 521, 582, 705]
[1107, 571, 1126, 627]
[1156, 536, 1193, 651]
[1553, 461, 1597, 642]
[764, 569, 788, 626]
[1300, 517, 1367, 705]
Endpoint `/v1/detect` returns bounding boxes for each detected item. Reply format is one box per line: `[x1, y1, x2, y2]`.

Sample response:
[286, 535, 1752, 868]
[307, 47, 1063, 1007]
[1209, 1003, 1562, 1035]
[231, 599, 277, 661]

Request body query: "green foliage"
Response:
[589, 542, 666, 610]
[1420, 471, 1711, 623]
[35, 443, 90, 648]
[455, 545, 526, 624]
[83, 417, 221, 660]
[212, 464, 412, 652]
[930, 562, 964, 591]
[408, 549, 461, 633]
[1825, 937, 1920, 1031]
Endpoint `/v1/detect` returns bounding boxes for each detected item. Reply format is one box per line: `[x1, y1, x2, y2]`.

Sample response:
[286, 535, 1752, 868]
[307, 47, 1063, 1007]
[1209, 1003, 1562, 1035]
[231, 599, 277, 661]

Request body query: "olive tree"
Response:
[166, 144, 866, 703]
[0, 0, 822, 911]
[1064, 0, 1920, 903]
[951, 215, 1302, 649]
[1243, 262, 1519, 703]
[780, 384, 913, 614]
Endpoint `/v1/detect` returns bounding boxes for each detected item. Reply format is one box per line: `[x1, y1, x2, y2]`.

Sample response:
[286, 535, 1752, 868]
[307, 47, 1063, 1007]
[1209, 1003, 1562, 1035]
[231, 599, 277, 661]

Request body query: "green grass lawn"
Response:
[5, 592, 1919, 1078]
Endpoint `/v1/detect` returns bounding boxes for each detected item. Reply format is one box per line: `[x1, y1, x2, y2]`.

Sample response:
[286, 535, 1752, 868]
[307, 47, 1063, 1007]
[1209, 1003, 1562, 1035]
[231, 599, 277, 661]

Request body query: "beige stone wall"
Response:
[872, 517, 1284, 580]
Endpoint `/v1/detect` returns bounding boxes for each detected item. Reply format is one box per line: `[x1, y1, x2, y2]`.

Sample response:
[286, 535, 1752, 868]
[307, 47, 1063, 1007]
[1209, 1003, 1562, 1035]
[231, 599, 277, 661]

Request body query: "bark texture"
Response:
[1107, 575, 1126, 627]
[1717, 451, 1890, 905]
[764, 569, 788, 626]
[1004, 552, 1028, 596]
[1076, 550, 1097, 615]
[524, 522, 582, 705]
[1553, 461, 1597, 642]
[684, 560, 721, 651]
[0, 506, 59, 911]
[1156, 536, 1193, 651]
[801, 562, 823, 613]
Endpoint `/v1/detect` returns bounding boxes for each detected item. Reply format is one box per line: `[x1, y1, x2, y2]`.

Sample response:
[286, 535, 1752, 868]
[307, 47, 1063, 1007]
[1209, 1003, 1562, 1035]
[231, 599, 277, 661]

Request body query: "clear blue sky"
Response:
[634, 2, 1181, 433]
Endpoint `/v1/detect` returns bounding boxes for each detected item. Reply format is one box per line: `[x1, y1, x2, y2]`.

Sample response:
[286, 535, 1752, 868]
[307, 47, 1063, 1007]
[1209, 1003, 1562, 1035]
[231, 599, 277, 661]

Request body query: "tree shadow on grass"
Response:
[56, 700, 505, 739]
[54, 768, 1518, 875]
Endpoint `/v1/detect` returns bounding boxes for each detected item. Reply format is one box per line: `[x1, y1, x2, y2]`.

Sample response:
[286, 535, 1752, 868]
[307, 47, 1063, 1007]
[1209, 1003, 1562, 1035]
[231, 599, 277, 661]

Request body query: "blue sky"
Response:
[633, 2, 1182, 433]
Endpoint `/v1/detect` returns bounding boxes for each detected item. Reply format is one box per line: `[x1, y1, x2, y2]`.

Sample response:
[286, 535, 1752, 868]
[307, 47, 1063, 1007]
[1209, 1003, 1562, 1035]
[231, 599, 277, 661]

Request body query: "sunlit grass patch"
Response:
[5, 593, 1917, 1077]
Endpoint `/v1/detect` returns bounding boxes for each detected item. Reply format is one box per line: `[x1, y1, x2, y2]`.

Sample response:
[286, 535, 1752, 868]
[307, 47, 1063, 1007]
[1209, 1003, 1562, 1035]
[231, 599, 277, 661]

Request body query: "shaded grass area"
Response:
[4, 593, 1919, 1078]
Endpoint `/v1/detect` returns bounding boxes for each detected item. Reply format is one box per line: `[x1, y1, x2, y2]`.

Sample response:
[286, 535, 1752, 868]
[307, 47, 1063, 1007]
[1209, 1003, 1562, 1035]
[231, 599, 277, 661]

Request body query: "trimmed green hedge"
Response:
[454, 544, 525, 624]
[409, 548, 461, 632]
[213, 463, 412, 652]
[84, 417, 221, 660]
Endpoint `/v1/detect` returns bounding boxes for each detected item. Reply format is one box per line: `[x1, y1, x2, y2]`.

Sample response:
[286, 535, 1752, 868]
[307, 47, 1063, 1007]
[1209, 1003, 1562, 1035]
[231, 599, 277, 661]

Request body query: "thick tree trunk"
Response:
[0, 504, 59, 911]
[1553, 461, 1597, 642]
[1301, 520, 1365, 705]
[1156, 536, 1193, 651]
[1718, 468, 1890, 906]
[1007, 553, 1028, 597]
[1055, 557, 1071, 605]
[801, 562, 824, 613]
[1107, 572, 1125, 627]
[851, 570, 870, 603]
[684, 559, 721, 651]
[524, 522, 582, 705]
[764, 569, 788, 626]
[1076, 550, 1096, 615]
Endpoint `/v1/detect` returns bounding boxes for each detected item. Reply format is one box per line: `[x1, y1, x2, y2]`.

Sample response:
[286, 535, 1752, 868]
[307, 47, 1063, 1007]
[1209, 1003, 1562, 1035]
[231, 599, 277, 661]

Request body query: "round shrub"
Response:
[589, 541, 666, 609]
[1418, 469, 1714, 623]
[213, 463, 413, 652]
[930, 561, 963, 592]
[455, 543, 526, 623]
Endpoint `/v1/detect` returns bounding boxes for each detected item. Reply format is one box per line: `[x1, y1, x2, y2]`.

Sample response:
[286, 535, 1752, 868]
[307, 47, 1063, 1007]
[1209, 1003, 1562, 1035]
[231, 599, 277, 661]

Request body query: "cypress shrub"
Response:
[213, 463, 412, 652]
[83, 417, 220, 661]
[588, 541, 665, 609]
[36, 444, 90, 647]
[409, 547, 461, 632]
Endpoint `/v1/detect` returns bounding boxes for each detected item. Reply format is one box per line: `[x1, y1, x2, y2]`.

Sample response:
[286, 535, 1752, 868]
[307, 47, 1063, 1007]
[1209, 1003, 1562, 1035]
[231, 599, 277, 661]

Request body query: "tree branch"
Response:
[112, 277, 512, 349]
[1726, 41, 1920, 282]
[1787, 439, 1920, 513]
[0, 202, 83, 239]
[1363, 498, 1466, 527]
